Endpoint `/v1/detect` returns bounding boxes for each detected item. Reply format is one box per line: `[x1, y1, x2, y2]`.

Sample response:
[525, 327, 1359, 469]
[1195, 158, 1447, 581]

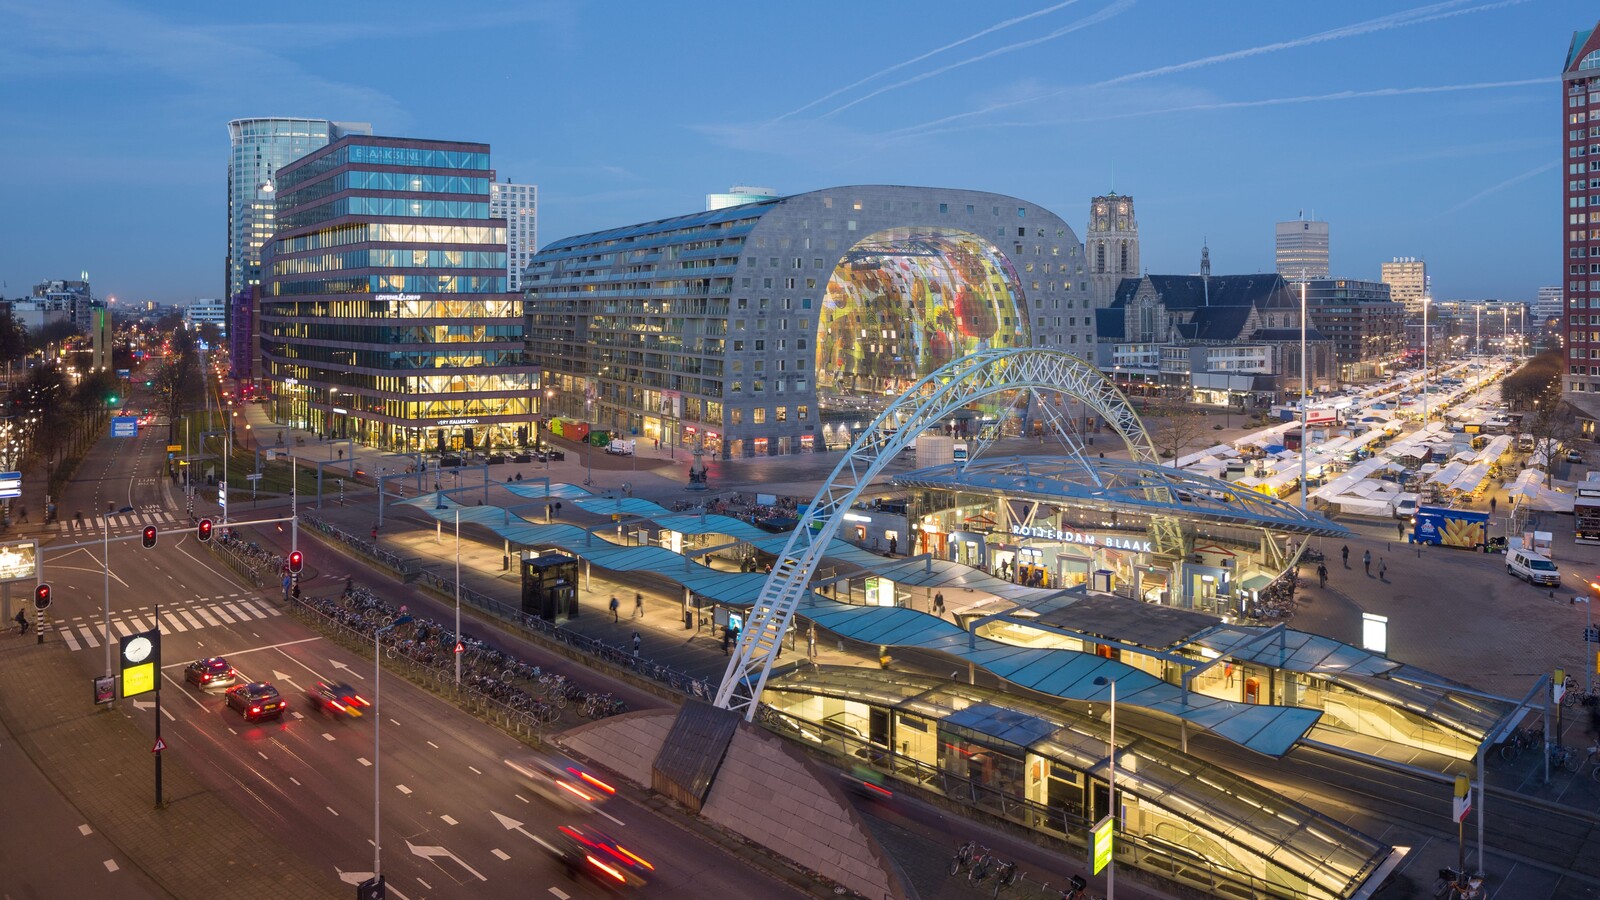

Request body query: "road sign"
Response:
[1585, 626, 1599, 644]
[217, 483, 227, 510]
[166, 444, 182, 453]
[454, 641, 465, 654]
[0, 471, 20, 500]
[111, 416, 138, 438]
[1554, 668, 1567, 705]
[1089, 814, 1114, 874]
[151, 737, 166, 753]
[246, 473, 263, 482]
[1452, 775, 1472, 823]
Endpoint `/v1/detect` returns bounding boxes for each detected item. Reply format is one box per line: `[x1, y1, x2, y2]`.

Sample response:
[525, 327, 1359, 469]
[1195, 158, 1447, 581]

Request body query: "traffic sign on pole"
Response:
[454, 641, 465, 655]
[151, 737, 166, 753]
[1452, 775, 1472, 823]
[1089, 814, 1114, 874]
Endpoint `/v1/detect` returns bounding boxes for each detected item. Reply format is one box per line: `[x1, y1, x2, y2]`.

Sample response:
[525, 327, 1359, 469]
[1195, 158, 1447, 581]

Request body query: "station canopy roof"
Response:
[892, 456, 1349, 537]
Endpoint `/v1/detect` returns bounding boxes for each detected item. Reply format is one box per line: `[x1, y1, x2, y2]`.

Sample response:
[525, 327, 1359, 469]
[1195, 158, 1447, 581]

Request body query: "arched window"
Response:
[1582, 49, 1600, 71]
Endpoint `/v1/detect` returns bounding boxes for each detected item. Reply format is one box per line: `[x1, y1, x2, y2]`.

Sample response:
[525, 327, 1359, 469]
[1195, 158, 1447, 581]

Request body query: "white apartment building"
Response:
[489, 179, 538, 292]
[185, 298, 227, 329]
[1275, 216, 1330, 279]
[1380, 257, 1428, 317]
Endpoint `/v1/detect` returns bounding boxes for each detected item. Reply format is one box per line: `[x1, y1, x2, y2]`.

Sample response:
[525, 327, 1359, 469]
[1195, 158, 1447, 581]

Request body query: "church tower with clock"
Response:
[1086, 192, 1139, 309]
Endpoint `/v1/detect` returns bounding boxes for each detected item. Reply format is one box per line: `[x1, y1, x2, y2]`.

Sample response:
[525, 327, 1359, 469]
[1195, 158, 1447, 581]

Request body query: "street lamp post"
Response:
[454, 508, 462, 688]
[1094, 674, 1118, 900]
[1422, 297, 1432, 426]
[1299, 276, 1308, 511]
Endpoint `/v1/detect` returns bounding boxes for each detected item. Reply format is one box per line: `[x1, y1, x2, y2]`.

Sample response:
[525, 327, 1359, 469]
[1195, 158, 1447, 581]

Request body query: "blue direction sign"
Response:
[0, 472, 19, 500]
[111, 416, 138, 438]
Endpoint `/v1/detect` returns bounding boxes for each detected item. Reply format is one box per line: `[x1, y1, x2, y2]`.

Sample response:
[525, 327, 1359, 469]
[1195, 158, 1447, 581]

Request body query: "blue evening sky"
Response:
[0, 0, 1588, 304]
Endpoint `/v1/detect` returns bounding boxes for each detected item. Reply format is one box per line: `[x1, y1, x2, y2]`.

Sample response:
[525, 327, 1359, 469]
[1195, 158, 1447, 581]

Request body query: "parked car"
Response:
[1567, 449, 1584, 464]
[485, 452, 507, 465]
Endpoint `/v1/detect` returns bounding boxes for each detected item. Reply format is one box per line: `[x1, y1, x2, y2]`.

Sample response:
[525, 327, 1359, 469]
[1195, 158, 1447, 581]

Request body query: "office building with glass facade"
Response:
[261, 135, 535, 453]
[525, 186, 1088, 459]
[227, 118, 371, 381]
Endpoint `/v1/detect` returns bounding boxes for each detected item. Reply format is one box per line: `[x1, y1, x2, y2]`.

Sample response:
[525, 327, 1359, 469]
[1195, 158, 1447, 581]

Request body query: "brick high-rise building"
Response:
[1564, 23, 1600, 430]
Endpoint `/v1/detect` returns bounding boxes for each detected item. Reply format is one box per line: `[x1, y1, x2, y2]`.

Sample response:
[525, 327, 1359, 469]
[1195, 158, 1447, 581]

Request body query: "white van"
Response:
[1506, 545, 1561, 587]
[1393, 494, 1419, 520]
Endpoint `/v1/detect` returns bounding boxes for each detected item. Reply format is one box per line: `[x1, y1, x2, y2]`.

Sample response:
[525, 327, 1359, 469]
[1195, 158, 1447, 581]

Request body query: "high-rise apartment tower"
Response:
[488, 179, 537, 292]
[1275, 215, 1329, 280]
[1380, 257, 1429, 318]
[1563, 24, 1600, 423]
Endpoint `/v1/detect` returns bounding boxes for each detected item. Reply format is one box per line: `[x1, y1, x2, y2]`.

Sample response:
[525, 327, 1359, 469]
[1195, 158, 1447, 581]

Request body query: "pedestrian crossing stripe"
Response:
[50, 598, 283, 652]
[59, 509, 181, 535]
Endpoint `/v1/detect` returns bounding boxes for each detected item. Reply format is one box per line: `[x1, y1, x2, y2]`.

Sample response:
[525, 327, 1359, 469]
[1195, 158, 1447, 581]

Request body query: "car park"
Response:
[224, 682, 287, 722]
[183, 657, 239, 690]
[304, 681, 369, 717]
[541, 823, 653, 889]
[505, 754, 616, 813]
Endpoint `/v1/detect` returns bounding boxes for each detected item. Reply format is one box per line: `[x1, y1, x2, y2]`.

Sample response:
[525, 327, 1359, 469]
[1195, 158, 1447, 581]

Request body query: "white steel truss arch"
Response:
[714, 348, 1169, 718]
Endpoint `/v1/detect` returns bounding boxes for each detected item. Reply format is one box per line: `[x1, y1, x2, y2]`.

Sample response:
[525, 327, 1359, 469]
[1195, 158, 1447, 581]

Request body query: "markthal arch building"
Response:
[525, 186, 1095, 458]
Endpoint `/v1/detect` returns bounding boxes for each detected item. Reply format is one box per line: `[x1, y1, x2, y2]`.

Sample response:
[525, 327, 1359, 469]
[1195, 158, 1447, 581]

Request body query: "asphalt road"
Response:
[18, 399, 811, 900]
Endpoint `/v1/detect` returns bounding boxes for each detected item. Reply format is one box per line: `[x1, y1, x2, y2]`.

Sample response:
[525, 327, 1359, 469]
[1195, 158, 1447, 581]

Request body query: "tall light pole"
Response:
[1474, 305, 1481, 357]
[1094, 675, 1118, 900]
[1421, 296, 1431, 426]
[1299, 276, 1309, 511]
[454, 508, 462, 688]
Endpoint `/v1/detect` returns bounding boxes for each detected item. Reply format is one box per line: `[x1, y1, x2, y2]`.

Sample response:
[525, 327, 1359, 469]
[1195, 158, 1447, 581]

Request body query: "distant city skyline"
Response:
[0, 1, 1588, 303]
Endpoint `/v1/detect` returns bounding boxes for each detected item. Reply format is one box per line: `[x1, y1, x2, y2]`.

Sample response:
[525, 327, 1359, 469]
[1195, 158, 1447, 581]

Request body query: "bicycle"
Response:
[968, 850, 995, 886]
[991, 859, 1021, 897]
[1560, 677, 1600, 708]
[1550, 744, 1580, 773]
[1496, 726, 1541, 762]
[948, 840, 977, 877]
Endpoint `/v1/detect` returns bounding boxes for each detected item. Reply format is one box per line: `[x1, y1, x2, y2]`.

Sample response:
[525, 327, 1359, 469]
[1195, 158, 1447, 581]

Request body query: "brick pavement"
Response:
[0, 636, 337, 900]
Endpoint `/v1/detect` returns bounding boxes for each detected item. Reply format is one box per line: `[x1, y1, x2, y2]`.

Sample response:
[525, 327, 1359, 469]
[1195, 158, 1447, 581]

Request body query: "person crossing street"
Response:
[1363, 549, 1372, 576]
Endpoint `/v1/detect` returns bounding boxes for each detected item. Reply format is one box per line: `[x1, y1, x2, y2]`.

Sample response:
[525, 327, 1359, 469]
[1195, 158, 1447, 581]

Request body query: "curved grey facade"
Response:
[526, 185, 1092, 458]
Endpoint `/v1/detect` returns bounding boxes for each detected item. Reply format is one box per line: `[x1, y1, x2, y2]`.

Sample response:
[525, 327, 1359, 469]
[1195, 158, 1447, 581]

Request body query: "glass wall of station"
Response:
[759, 667, 1387, 900]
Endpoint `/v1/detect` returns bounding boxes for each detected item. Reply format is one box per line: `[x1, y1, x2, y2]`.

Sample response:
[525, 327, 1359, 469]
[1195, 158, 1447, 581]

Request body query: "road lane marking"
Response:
[160, 672, 206, 709]
[103, 860, 118, 873]
[426, 741, 439, 749]
[441, 815, 457, 825]
[290, 777, 301, 786]
[61, 629, 81, 651]
[258, 751, 269, 760]
[178, 609, 205, 629]
[323, 733, 336, 741]
[396, 784, 412, 795]
[549, 889, 570, 900]
[126, 615, 152, 632]
[358, 757, 372, 767]
[468, 766, 481, 775]
[78, 824, 92, 836]
[77, 626, 99, 648]
[237, 601, 268, 619]
[194, 607, 222, 627]
[516, 793, 529, 804]
[162, 612, 189, 632]
[159, 636, 322, 668]
[112, 620, 133, 638]
[327, 806, 339, 816]
[223, 602, 252, 621]
[417, 879, 432, 890]
[210, 605, 237, 624]
[491, 848, 509, 861]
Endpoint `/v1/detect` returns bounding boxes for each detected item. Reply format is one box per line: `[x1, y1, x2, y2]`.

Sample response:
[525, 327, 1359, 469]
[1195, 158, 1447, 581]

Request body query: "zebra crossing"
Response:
[58, 505, 181, 537]
[48, 594, 283, 651]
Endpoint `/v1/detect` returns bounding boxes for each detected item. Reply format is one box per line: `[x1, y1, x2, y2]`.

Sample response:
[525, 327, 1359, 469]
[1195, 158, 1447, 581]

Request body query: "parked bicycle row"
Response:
[948, 839, 1098, 898]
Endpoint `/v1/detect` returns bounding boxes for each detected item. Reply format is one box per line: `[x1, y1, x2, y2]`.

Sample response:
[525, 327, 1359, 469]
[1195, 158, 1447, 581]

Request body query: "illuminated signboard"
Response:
[1090, 814, 1114, 874]
[119, 627, 161, 698]
[0, 541, 38, 582]
[1009, 524, 1152, 553]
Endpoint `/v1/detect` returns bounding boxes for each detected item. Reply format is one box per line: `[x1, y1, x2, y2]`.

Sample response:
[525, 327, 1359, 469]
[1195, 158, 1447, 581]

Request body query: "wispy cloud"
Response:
[772, 0, 1088, 123]
[822, 0, 1134, 119]
[1436, 161, 1556, 216]
[888, 0, 1529, 140]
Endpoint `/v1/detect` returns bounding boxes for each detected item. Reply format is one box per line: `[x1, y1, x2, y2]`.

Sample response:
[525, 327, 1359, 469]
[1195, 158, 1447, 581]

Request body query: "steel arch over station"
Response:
[714, 347, 1175, 718]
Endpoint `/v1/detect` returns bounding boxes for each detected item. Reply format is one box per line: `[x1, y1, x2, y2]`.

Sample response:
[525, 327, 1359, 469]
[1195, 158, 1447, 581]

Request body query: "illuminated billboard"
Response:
[817, 228, 1028, 399]
[0, 541, 37, 583]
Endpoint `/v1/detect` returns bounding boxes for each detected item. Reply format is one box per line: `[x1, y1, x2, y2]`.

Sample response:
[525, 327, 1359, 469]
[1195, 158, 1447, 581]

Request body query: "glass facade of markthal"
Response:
[524, 186, 1097, 458]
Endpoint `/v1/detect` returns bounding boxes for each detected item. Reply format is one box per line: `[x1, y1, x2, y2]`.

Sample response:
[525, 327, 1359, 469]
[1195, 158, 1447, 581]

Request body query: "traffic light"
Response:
[197, 518, 213, 543]
[288, 551, 303, 574]
[141, 525, 157, 549]
[33, 583, 50, 611]
[108, 394, 118, 406]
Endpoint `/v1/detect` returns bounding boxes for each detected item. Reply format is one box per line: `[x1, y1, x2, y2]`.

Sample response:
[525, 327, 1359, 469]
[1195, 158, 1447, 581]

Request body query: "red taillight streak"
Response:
[862, 782, 894, 798]
[329, 700, 345, 711]
[612, 844, 653, 870]
[586, 855, 626, 883]
[573, 770, 615, 794]
[353, 696, 370, 706]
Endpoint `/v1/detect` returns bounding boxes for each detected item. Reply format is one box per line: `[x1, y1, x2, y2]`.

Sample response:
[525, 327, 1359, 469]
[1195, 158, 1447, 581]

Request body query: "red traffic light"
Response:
[197, 518, 213, 543]
[288, 551, 303, 574]
[141, 525, 157, 549]
[33, 583, 50, 611]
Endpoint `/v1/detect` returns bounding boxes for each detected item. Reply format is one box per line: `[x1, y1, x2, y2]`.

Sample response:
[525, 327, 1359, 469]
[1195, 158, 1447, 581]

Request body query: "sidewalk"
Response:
[0, 637, 336, 900]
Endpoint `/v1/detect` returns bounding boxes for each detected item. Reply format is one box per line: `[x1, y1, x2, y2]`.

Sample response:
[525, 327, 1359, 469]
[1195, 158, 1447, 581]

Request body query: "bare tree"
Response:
[1145, 399, 1209, 463]
[1526, 398, 1582, 488]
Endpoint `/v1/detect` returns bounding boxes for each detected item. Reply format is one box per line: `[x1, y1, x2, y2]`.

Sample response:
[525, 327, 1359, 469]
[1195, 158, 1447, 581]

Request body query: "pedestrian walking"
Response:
[633, 592, 644, 618]
[1363, 549, 1372, 576]
[609, 595, 620, 622]
[1341, 545, 1350, 568]
[14, 609, 27, 635]
[934, 591, 945, 616]
[632, 631, 641, 658]
[1317, 563, 1328, 588]
[1379, 559, 1387, 582]
[807, 623, 817, 660]
[721, 625, 732, 656]
[1396, 521, 1405, 540]
[888, 536, 898, 556]
[1490, 496, 1498, 515]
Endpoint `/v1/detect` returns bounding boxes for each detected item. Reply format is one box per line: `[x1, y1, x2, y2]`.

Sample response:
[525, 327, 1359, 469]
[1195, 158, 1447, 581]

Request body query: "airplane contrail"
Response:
[885, 0, 1527, 139]
[1438, 161, 1556, 216]
[771, 0, 1086, 123]
[822, 0, 1134, 119]
[884, 78, 1551, 142]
